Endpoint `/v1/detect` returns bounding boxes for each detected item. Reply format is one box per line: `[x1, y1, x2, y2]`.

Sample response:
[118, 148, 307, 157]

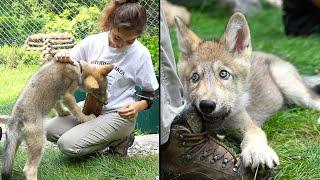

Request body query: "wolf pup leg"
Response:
[2, 121, 22, 180]
[62, 84, 95, 123]
[269, 59, 320, 120]
[22, 124, 45, 180]
[54, 101, 71, 117]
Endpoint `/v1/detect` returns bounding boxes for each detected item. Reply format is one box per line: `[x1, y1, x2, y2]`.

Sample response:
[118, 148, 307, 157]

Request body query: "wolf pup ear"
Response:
[220, 12, 252, 59]
[99, 64, 114, 76]
[84, 76, 99, 90]
[174, 16, 201, 57]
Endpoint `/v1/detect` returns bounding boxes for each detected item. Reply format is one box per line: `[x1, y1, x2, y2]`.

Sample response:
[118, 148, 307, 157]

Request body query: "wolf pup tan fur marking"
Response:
[2, 60, 113, 180]
[174, 13, 320, 170]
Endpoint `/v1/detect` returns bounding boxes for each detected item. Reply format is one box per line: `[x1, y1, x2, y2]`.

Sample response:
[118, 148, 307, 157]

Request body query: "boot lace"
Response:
[176, 131, 241, 173]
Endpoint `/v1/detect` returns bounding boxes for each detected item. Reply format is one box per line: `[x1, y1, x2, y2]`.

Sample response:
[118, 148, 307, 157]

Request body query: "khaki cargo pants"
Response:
[45, 110, 135, 156]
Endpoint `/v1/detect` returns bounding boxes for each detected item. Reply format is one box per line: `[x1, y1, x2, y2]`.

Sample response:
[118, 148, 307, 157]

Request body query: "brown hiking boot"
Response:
[161, 124, 253, 180]
[105, 134, 135, 157]
[82, 93, 105, 117]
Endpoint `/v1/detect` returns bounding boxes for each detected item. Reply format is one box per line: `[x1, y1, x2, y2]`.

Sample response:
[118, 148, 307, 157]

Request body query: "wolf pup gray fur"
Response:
[2, 60, 113, 180]
[174, 12, 320, 170]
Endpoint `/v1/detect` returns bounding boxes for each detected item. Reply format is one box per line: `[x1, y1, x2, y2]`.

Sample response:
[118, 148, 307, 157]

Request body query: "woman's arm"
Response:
[118, 91, 156, 120]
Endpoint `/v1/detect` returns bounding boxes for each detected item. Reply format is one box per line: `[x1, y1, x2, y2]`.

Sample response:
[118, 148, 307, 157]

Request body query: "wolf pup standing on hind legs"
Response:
[1, 60, 113, 180]
[174, 12, 320, 170]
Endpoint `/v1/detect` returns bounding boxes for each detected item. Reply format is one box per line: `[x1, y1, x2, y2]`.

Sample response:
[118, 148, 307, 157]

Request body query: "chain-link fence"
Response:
[0, 0, 159, 115]
[0, 0, 159, 46]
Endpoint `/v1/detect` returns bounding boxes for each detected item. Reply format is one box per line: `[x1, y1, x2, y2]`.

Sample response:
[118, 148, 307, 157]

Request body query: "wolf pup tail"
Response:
[2, 121, 20, 180]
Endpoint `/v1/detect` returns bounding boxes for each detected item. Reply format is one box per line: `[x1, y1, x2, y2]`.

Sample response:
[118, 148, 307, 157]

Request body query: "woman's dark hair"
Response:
[99, 0, 147, 34]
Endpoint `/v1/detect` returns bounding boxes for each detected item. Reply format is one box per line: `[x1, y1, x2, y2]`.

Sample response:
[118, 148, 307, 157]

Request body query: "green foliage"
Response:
[0, 1, 108, 45]
[139, 33, 159, 74]
[0, 46, 42, 68]
[71, 6, 101, 40]
[0, 15, 20, 45]
[43, 13, 73, 34]
[43, 6, 101, 40]
[21, 51, 43, 66]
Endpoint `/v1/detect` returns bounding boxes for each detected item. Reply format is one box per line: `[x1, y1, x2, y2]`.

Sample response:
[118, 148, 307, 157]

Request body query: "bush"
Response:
[0, 45, 42, 68]
[42, 6, 101, 40]
[42, 13, 73, 35]
[0, 15, 47, 45]
[0, 15, 20, 46]
[71, 6, 101, 40]
[21, 51, 42, 66]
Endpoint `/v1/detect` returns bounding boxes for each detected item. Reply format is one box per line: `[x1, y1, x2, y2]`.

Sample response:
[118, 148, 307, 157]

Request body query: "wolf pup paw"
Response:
[79, 114, 96, 123]
[241, 144, 279, 170]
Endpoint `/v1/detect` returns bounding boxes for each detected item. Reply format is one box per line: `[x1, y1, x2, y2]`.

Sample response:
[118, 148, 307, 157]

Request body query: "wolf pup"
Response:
[2, 60, 113, 180]
[174, 13, 320, 170]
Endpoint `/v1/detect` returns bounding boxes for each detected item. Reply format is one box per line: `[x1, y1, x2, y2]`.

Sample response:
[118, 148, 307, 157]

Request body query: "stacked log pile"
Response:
[24, 33, 76, 61]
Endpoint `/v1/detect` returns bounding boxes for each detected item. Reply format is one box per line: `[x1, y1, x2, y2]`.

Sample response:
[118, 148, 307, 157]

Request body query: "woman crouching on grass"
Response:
[45, 0, 159, 157]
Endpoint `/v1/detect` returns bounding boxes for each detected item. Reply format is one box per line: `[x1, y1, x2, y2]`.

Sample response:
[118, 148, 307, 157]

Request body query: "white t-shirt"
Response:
[69, 32, 159, 112]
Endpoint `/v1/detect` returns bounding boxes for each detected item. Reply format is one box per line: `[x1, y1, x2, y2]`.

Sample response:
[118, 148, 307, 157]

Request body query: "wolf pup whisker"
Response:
[2, 59, 113, 180]
[174, 12, 320, 170]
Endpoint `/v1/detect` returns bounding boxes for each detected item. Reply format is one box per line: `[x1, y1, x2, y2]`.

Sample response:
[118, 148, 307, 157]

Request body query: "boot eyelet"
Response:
[213, 155, 220, 161]
[233, 163, 239, 172]
[222, 163, 226, 168]
[233, 167, 238, 172]
[223, 158, 228, 164]
[179, 134, 184, 140]
[203, 151, 208, 156]
[180, 141, 186, 146]
[200, 151, 207, 161]
[221, 158, 228, 168]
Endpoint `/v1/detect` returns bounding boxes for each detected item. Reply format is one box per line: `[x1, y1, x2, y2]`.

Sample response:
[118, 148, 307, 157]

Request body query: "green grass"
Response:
[169, 2, 320, 179]
[0, 143, 158, 180]
[0, 65, 39, 115]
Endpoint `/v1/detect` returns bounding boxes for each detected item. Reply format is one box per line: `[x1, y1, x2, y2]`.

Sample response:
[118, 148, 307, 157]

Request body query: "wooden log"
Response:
[46, 43, 76, 49]
[50, 49, 72, 54]
[28, 33, 74, 41]
[45, 39, 75, 45]
[26, 42, 45, 47]
[46, 33, 73, 40]
[42, 49, 51, 54]
[27, 34, 47, 41]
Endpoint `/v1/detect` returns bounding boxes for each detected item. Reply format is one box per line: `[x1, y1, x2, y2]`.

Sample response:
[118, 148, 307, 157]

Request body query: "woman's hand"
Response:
[54, 51, 73, 64]
[117, 101, 148, 120]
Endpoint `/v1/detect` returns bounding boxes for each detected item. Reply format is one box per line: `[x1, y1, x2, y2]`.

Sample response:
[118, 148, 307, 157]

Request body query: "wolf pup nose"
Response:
[199, 100, 216, 114]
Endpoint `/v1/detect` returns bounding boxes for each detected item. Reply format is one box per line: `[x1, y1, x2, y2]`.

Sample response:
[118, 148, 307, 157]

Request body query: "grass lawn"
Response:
[0, 65, 39, 115]
[169, 2, 320, 179]
[0, 143, 158, 180]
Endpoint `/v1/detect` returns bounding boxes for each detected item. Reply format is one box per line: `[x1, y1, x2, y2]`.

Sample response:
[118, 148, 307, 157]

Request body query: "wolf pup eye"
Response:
[219, 70, 230, 80]
[191, 72, 200, 83]
[115, 35, 121, 41]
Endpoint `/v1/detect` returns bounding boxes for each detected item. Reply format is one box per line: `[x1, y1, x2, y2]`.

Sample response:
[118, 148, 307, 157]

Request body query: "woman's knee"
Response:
[45, 119, 61, 143]
[57, 134, 82, 157]
[45, 130, 59, 143]
[44, 115, 79, 143]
